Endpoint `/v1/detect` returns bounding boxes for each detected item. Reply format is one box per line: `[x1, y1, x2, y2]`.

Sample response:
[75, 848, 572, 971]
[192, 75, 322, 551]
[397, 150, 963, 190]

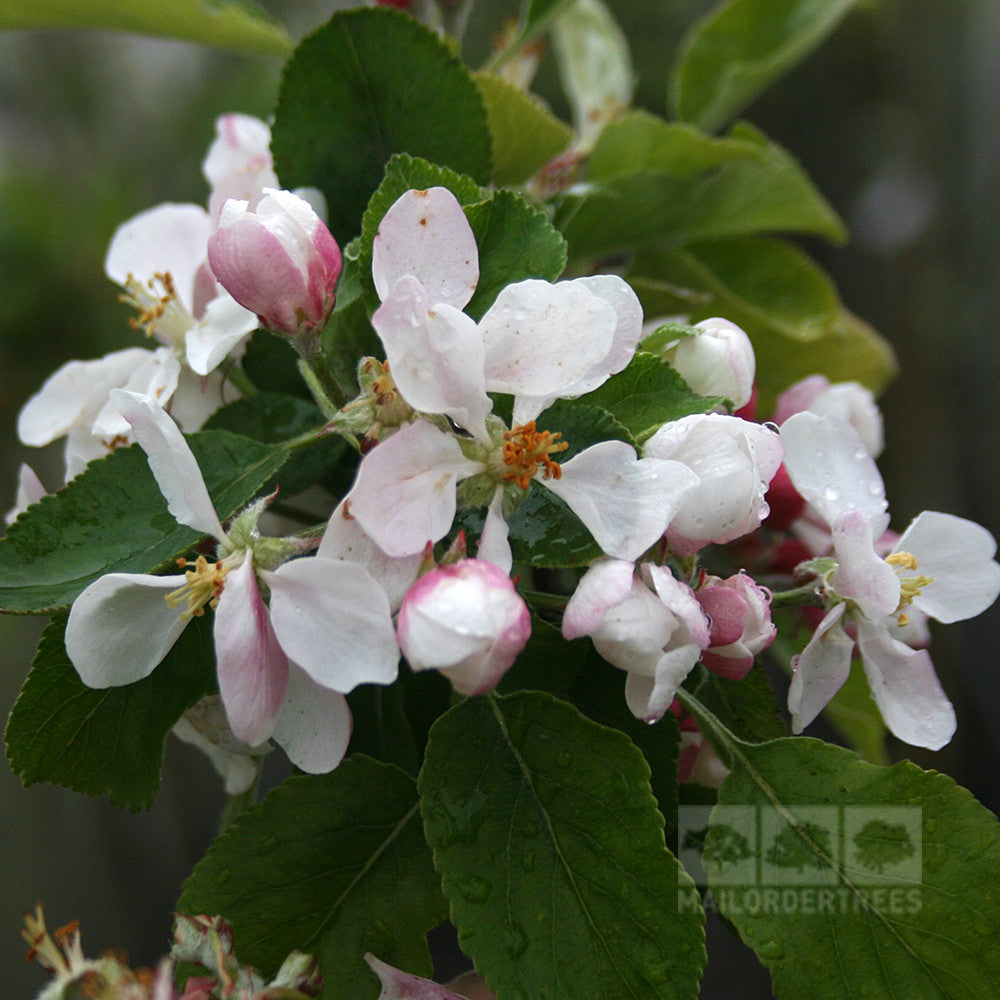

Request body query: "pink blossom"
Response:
[696, 572, 776, 680]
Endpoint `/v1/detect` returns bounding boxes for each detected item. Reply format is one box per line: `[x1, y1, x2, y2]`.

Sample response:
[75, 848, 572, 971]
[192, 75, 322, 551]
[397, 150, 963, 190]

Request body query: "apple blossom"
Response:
[696, 572, 776, 680]
[643, 413, 784, 557]
[397, 558, 531, 694]
[4, 463, 46, 525]
[563, 558, 710, 722]
[348, 187, 696, 571]
[781, 410, 1000, 749]
[208, 188, 343, 340]
[774, 374, 884, 457]
[65, 390, 399, 773]
[202, 112, 278, 223]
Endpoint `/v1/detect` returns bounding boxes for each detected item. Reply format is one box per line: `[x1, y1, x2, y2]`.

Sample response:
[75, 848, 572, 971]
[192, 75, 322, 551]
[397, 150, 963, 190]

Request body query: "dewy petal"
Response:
[570, 274, 644, 381]
[318, 499, 421, 612]
[214, 556, 288, 746]
[17, 347, 158, 447]
[266, 557, 399, 692]
[110, 389, 226, 542]
[830, 509, 901, 620]
[787, 604, 854, 734]
[372, 187, 479, 309]
[545, 443, 698, 562]
[271, 663, 353, 774]
[373, 275, 492, 441]
[781, 411, 890, 536]
[202, 113, 272, 188]
[562, 558, 636, 640]
[476, 485, 513, 573]
[65, 573, 189, 687]
[91, 348, 181, 441]
[626, 642, 703, 722]
[856, 620, 956, 750]
[480, 279, 617, 420]
[895, 510, 1000, 623]
[348, 420, 483, 557]
[105, 202, 212, 313]
[184, 292, 258, 376]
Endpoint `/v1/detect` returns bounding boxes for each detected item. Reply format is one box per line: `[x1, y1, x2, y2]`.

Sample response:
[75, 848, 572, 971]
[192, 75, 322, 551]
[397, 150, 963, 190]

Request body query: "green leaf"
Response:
[569, 650, 682, 836]
[203, 393, 344, 498]
[822, 658, 889, 766]
[346, 683, 420, 778]
[322, 294, 385, 403]
[475, 73, 573, 185]
[420, 692, 706, 1000]
[578, 351, 725, 443]
[0, 0, 293, 55]
[464, 190, 568, 320]
[555, 116, 846, 259]
[626, 236, 897, 411]
[5, 611, 215, 810]
[497, 615, 582, 698]
[701, 734, 1000, 999]
[180, 757, 446, 1000]
[683, 663, 786, 745]
[670, 0, 857, 134]
[0, 430, 290, 613]
[272, 7, 492, 245]
[242, 330, 310, 398]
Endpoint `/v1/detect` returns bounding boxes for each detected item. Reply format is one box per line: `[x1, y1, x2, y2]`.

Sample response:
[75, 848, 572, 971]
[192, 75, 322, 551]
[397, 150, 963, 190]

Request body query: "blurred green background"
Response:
[2, 1, 999, 996]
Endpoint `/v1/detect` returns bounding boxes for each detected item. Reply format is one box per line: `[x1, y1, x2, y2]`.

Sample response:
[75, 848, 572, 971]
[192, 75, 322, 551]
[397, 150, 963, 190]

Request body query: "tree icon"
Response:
[703, 822, 754, 874]
[765, 821, 832, 873]
[852, 819, 916, 874]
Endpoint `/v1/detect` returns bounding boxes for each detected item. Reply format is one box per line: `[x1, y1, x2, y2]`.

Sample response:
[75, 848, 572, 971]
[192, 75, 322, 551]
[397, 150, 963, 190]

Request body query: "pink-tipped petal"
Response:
[213, 557, 288, 746]
[787, 604, 854, 733]
[365, 954, 469, 1000]
[830, 510, 901, 620]
[372, 187, 479, 309]
[562, 558, 636, 640]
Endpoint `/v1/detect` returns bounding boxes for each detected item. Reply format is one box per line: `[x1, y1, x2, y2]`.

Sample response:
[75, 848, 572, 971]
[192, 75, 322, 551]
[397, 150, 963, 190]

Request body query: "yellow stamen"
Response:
[120, 270, 179, 338]
[502, 421, 569, 490]
[887, 550, 933, 625]
[166, 555, 230, 619]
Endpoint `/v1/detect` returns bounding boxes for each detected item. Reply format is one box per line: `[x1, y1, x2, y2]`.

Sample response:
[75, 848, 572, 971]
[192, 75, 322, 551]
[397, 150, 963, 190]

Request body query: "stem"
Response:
[294, 333, 349, 416]
[673, 687, 742, 772]
[768, 581, 825, 607]
[224, 361, 259, 399]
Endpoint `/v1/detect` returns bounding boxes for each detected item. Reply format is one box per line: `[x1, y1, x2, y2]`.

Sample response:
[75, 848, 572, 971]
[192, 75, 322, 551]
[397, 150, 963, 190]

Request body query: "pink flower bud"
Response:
[207, 188, 342, 338]
[696, 572, 776, 680]
[396, 559, 531, 695]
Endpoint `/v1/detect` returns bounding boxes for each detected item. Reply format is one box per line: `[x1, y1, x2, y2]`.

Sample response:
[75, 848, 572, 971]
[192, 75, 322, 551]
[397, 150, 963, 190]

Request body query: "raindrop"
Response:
[757, 936, 784, 961]
[823, 487, 839, 502]
[505, 921, 530, 959]
[556, 751, 573, 768]
[521, 850, 536, 872]
[456, 876, 492, 904]
[212, 867, 232, 886]
[259, 834, 280, 856]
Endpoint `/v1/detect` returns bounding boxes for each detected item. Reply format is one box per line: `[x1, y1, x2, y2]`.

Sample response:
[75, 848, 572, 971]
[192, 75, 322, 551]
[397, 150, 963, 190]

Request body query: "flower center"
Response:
[165, 555, 232, 619]
[120, 270, 190, 347]
[502, 421, 569, 489]
[886, 550, 934, 626]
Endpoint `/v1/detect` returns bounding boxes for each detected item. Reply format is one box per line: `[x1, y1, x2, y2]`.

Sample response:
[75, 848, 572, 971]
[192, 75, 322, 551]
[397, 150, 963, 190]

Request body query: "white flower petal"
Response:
[105, 202, 212, 312]
[110, 389, 226, 541]
[896, 510, 1000, 623]
[781, 411, 889, 535]
[562, 558, 636, 640]
[830, 510, 901, 620]
[348, 420, 482, 557]
[214, 557, 288, 746]
[787, 604, 854, 734]
[266, 557, 399, 693]
[271, 663, 353, 773]
[545, 443, 697, 562]
[17, 348, 157, 447]
[372, 187, 479, 309]
[92, 349, 181, 441]
[65, 573, 188, 687]
[373, 275, 492, 441]
[318, 499, 421, 612]
[857, 621, 956, 750]
[476, 485, 513, 573]
[5, 464, 47, 525]
[184, 292, 258, 376]
[480, 279, 617, 413]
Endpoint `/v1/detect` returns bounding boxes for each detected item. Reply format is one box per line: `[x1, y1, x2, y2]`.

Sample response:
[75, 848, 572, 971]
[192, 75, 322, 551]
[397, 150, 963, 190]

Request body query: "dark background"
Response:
[2, 2, 998, 996]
